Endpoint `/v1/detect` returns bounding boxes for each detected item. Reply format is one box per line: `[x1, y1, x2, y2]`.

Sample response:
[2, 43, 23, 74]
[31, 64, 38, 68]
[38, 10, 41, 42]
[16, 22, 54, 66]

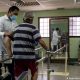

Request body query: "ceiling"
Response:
[0, 0, 80, 12]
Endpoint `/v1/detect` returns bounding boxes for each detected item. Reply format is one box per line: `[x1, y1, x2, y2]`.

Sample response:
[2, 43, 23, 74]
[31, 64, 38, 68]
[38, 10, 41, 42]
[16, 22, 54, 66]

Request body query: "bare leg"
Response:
[31, 71, 38, 80]
[3, 36, 12, 57]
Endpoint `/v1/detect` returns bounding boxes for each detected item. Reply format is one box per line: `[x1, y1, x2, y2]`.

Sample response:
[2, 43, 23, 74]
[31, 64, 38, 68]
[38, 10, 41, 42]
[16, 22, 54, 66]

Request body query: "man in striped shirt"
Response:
[9, 12, 48, 80]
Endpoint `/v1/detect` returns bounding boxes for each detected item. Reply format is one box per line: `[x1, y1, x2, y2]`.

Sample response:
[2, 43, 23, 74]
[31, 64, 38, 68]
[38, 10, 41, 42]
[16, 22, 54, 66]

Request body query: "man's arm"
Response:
[0, 20, 4, 36]
[0, 20, 12, 37]
[39, 38, 48, 50]
[33, 27, 48, 50]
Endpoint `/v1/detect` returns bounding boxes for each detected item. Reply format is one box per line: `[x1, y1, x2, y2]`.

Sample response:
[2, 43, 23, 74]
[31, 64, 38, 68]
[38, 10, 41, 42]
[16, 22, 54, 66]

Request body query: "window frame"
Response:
[38, 17, 50, 38]
[69, 16, 80, 37]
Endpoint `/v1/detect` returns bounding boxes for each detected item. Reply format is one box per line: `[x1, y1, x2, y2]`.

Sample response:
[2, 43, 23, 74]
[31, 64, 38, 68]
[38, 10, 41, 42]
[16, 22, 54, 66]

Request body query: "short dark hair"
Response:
[8, 6, 19, 12]
[56, 28, 59, 31]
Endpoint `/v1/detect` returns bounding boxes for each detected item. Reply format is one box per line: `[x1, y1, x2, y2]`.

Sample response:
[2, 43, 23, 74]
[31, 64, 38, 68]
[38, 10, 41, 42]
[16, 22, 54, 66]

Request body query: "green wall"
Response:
[50, 19, 68, 33]
[32, 9, 80, 58]
[70, 38, 80, 58]
[33, 9, 80, 27]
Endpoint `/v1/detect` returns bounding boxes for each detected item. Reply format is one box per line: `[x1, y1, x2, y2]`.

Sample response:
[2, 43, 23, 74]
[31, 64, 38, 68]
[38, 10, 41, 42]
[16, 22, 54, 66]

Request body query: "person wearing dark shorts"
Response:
[7, 12, 48, 80]
[14, 59, 38, 79]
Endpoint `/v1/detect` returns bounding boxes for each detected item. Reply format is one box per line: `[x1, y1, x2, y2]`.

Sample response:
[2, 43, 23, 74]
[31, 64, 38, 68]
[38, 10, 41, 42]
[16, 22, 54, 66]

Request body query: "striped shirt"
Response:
[13, 23, 41, 59]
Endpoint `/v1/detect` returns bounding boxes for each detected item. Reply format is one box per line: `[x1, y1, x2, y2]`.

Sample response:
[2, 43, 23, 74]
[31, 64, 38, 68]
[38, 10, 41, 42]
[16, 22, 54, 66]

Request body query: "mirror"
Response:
[49, 17, 69, 60]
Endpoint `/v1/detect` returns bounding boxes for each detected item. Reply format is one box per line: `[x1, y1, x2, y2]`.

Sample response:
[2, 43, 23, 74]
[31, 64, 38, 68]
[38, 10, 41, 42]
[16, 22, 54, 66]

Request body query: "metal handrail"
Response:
[36, 45, 67, 63]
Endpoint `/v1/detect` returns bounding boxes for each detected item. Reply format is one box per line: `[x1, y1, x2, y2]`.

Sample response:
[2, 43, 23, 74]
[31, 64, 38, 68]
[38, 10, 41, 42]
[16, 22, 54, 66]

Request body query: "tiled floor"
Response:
[25, 51, 80, 80]
[33, 63, 80, 80]
[9, 62, 80, 80]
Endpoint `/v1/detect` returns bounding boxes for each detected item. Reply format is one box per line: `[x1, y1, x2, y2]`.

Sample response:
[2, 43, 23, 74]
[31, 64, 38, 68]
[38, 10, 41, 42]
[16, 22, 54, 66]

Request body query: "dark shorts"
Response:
[14, 59, 38, 77]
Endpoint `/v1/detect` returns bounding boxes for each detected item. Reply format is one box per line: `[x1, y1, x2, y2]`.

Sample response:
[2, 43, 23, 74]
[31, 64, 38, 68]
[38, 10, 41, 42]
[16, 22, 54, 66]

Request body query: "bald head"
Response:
[23, 12, 34, 23]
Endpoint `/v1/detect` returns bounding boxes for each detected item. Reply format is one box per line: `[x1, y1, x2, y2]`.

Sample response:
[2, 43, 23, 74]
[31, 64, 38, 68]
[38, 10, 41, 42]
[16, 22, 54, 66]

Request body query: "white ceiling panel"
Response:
[0, 0, 80, 12]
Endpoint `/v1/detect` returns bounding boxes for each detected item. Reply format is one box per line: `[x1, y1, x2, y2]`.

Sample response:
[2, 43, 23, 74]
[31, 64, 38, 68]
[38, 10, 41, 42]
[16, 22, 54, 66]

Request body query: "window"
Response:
[69, 17, 80, 36]
[39, 17, 80, 37]
[39, 18, 49, 37]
